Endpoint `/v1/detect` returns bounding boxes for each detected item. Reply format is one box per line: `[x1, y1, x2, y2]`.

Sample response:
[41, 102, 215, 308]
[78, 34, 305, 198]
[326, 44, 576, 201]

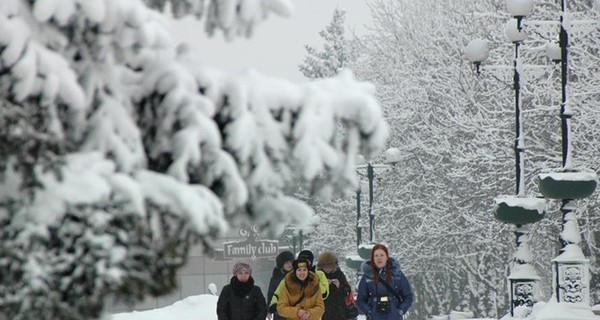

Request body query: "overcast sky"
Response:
[169, 0, 373, 82]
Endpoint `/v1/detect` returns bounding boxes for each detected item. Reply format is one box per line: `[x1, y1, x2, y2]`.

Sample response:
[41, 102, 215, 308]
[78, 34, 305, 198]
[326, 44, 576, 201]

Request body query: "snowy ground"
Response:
[110, 294, 600, 320]
[110, 294, 369, 320]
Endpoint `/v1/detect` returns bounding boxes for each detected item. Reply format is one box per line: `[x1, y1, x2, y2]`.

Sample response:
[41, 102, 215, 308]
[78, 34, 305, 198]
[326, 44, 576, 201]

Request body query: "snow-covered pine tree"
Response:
[0, 0, 388, 318]
[295, 8, 363, 282]
[299, 8, 350, 80]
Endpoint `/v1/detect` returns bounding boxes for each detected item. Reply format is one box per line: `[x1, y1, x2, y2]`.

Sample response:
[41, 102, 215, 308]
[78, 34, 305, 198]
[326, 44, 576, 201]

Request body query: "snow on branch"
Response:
[178, 55, 387, 231]
[0, 0, 386, 251]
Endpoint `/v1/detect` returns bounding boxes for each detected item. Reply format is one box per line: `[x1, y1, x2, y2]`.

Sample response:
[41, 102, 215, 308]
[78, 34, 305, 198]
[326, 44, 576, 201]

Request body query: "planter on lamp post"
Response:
[345, 254, 364, 271]
[538, 169, 597, 309]
[538, 170, 597, 200]
[358, 243, 375, 260]
[494, 196, 546, 226]
[345, 243, 376, 279]
[494, 196, 545, 315]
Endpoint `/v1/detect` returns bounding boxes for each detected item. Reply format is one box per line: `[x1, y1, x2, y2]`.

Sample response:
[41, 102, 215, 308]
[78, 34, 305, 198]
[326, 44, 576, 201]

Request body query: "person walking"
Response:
[356, 244, 413, 320]
[277, 257, 325, 320]
[217, 261, 267, 320]
[297, 249, 329, 300]
[269, 249, 330, 314]
[317, 251, 355, 320]
[267, 250, 295, 320]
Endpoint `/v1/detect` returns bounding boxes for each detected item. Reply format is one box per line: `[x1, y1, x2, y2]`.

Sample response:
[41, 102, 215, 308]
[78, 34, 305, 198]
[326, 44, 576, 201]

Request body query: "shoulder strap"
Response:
[292, 292, 305, 307]
[379, 278, 402, 303]
[292, 277, 321, 307]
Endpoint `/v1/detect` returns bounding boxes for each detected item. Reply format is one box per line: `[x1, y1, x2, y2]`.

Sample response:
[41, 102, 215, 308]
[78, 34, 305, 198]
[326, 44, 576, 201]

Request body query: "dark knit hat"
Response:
[232, 261, 252, 275]
[317, 251, 338, 268]
[297, 250, 314, 264]
[293, 257, 311, 271]
[276, 250, 294, 268]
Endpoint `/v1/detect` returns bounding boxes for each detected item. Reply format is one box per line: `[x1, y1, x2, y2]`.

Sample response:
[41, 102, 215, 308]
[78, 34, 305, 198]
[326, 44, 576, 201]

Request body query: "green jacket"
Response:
[269, 269, 329, 309]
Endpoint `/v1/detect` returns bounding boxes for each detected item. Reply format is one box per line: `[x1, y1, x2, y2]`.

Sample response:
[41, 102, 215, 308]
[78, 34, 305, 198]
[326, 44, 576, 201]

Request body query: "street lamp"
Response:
[346, 148, 400, 281]
[507, 0, 534, 30]
[532, 0, 599, 312]
[355, 147, 400, 247]
[469, 0, 599, 316]
[466, 1, 547, 316]
[282, 215, 320, 256]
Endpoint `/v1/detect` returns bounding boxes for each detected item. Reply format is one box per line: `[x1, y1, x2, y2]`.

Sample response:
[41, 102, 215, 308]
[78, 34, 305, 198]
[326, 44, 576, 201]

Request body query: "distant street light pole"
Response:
[355, 148, 401, 247]
[356, 163, 376, 244]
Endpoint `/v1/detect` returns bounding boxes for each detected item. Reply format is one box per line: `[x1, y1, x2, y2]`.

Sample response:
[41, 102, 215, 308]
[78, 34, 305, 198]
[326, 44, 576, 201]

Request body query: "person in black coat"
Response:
[267, 250, 294, 320]
[217, 261, 267, 320]
[318, 251, 353, 320]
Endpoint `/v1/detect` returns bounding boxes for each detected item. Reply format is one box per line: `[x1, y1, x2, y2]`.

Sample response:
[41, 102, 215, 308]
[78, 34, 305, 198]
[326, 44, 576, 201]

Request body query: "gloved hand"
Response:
[269, 304, 277, 314]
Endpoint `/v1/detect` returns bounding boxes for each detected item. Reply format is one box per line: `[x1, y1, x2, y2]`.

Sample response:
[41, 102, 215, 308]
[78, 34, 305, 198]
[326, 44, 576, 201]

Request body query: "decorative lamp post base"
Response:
[534, 245, 596, 320]
[508, 264, 541, 316]
[491, 195, 546, 318]
[552, 244, 591, 307]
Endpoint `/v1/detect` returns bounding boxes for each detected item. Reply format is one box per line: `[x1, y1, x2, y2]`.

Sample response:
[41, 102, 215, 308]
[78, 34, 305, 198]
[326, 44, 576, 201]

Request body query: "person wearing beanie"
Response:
[297, 250, 314, 264]
[298, 250, 330, 301]
[357, 244, 413, 320]
[217, 261, 267, 320]
[277, 250, 295, 269]
[232, 261, 253, 275]
[276, 257, 324, 320]
[317, 251, 355, 320]
[266, 251, 294, 320]
[268, 250, 330, 319]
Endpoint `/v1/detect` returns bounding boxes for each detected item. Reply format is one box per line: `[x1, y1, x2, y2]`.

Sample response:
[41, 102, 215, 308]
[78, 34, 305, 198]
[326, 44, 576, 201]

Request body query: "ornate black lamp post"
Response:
[534, 0, 598, 312]
[346, 147, 400, 276]
[355, 147, 401, 245]
[466, 0, 547, 316]
[469, 0, 599, 317]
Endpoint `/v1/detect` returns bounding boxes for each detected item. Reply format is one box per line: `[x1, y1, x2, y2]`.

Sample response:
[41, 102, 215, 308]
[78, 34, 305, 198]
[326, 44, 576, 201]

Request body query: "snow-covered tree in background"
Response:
[0, 0, 388, 318]
[348, 0, 600, 318]
[346, 0, 515, 317]
[299, 8, 350, 80]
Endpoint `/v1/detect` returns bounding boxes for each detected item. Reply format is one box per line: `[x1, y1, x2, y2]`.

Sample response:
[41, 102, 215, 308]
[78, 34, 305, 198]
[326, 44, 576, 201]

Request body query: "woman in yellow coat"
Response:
[277, 257, 325, 320]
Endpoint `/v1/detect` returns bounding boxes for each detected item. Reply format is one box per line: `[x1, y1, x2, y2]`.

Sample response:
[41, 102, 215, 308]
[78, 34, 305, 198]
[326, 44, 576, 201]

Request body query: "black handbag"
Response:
[344, 302, 359, 319]
[344, 289, 359, 319]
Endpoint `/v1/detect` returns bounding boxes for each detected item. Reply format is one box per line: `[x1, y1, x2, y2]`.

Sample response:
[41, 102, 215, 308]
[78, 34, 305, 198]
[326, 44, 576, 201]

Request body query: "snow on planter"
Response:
[538, 169, 598, 200]
[494, 196, 546, 225]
